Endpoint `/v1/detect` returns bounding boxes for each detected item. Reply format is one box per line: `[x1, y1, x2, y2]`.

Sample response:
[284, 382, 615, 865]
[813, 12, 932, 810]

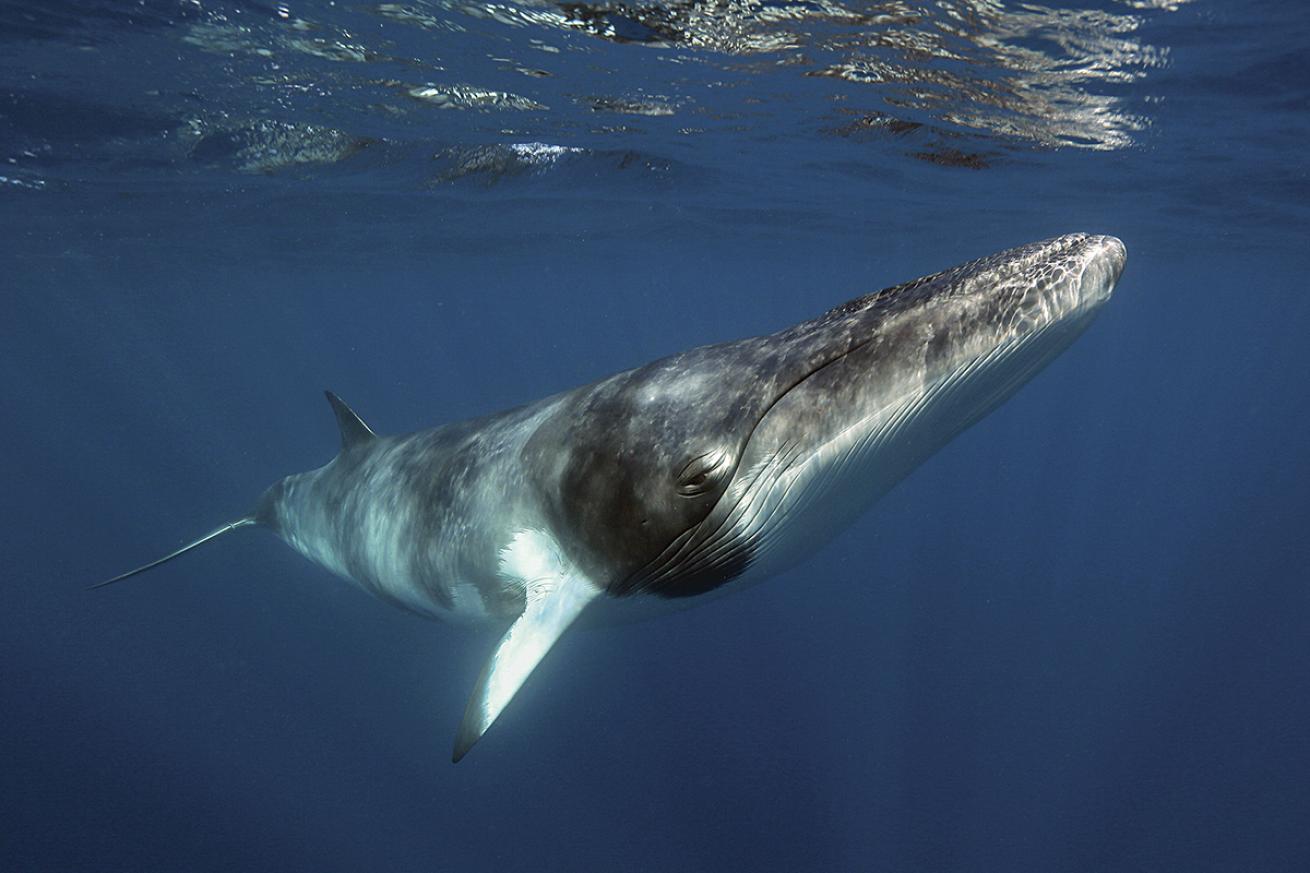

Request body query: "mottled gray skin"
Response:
[97, 233, 1126, 760]
[258, 404, 560, 622]
[255, 233, 1125, 628]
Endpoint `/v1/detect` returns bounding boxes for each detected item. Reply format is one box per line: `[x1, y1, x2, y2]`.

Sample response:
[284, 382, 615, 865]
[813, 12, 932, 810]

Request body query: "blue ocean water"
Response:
[3, 0, 1308, 870]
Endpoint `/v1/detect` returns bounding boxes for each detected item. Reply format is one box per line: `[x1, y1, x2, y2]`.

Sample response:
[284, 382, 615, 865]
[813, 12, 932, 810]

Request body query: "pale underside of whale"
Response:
[96, 233, 1127, 761]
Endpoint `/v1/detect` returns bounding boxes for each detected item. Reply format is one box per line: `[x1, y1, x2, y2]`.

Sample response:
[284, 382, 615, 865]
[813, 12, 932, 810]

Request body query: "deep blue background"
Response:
[3, 1, 1309, 870]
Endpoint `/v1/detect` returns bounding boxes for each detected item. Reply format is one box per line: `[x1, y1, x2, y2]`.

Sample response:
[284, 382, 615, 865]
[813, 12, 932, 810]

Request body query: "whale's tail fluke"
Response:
[92, 392, 370, 593]
[90, 517, 258, 590]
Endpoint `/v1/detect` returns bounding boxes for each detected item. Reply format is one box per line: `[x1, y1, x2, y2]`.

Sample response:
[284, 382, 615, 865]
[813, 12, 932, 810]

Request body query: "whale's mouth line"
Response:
[613, 326, 884, 596]
[615, 445, 795, 597]
[615, 236, 1122, 598]
[609, 234, 1124, 599]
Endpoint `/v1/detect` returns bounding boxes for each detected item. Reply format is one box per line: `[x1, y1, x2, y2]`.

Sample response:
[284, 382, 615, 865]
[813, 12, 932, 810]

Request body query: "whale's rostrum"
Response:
[96, 233, 1127, 761]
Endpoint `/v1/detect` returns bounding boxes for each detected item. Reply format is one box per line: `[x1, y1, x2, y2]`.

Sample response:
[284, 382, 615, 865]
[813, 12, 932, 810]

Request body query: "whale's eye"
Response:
[676, 450, 728, 497]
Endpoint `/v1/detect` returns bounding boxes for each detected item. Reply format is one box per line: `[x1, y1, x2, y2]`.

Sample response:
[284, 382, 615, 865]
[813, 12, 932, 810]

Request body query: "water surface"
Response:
[2, 1, 1308, 870]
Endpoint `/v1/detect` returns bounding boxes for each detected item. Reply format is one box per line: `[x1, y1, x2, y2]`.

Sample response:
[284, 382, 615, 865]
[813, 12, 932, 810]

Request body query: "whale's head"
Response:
[533, 234, 1125, 598]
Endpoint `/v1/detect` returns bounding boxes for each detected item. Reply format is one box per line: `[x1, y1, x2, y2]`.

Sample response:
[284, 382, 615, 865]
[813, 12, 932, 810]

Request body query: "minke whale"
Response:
[98, 233, 1126, 761]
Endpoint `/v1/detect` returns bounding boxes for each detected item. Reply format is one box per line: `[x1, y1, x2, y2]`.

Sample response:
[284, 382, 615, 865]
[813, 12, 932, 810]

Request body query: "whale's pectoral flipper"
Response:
[93, 236, 1127, 761]
[453, 530, 601, 762]
[324, 390, 376, 450]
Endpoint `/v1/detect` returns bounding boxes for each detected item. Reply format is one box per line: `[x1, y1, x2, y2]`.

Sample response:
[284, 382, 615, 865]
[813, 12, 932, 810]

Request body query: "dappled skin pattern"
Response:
[260, 404, 562, 622]
[616, 233, 1124, 595]
[99, 232, 1123, 760]
[259, 234, 1123, 619]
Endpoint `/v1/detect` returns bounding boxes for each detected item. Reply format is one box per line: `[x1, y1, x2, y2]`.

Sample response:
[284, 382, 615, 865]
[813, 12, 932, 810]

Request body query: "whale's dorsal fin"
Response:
[325, 390, 376, 451]
[453, 530, 601, 762]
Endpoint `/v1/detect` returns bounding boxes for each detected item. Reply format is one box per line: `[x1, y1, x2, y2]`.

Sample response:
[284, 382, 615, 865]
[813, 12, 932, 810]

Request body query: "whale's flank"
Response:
[96, 234, 1126, 759]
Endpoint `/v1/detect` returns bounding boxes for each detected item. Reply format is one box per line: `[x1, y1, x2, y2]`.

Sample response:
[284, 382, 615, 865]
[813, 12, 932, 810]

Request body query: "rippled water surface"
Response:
[3, 1, 1308, 871]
